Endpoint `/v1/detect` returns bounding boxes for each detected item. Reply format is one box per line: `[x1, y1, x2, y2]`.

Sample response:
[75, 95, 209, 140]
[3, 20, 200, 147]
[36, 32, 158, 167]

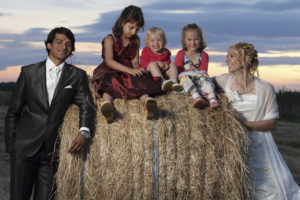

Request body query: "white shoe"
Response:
[162, 80, 173, 92]
[172, 83, 183, 91]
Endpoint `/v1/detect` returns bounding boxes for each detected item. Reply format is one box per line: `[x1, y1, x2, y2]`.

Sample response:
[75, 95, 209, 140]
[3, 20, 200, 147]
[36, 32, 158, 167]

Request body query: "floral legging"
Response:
[178, 70, 216, 99]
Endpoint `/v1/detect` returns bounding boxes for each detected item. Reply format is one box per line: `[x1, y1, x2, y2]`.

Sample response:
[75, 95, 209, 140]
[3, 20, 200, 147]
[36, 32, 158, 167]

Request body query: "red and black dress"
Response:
[93, 34, 162, 99]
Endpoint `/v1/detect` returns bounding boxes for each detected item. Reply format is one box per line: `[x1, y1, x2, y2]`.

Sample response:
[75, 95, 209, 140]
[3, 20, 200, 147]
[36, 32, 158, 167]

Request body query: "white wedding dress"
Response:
[216, 73, 300, 200]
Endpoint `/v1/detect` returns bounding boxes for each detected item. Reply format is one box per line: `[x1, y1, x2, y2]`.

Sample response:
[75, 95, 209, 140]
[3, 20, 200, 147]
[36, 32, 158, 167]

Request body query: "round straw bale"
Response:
[55, 91, 250, 200]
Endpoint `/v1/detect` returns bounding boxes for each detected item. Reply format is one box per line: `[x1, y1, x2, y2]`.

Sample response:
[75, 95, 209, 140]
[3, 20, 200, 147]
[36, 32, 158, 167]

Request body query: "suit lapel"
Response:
[37, 61, 50, 109]
[52, 63, 72, 103]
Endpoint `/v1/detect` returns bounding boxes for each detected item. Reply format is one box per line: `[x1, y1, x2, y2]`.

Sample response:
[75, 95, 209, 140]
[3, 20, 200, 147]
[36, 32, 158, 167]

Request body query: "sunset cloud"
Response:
[1, 0, 300, 91]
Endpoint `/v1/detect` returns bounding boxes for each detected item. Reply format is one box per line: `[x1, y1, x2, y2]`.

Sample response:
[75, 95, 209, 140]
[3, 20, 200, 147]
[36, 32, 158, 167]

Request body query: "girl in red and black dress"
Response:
[93, 5, 162, 123]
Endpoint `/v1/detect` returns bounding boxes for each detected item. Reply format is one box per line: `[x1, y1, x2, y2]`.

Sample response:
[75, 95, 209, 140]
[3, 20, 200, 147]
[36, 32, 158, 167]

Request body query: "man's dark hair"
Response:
[45, 27, 75, 54]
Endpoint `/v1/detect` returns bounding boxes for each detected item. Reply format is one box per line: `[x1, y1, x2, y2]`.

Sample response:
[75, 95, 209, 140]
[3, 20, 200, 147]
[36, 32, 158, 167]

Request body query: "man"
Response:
[5, 27, 95, 200]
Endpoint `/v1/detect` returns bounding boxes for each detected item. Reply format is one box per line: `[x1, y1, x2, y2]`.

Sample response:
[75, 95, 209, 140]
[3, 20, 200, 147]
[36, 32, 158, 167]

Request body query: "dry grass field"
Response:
[272, 121, 300, 184]
[0, 106, 9, 200]
[0, 105, 299, 199]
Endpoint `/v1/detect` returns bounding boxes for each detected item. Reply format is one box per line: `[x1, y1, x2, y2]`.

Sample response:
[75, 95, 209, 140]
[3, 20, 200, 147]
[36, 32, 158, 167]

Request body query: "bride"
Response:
[214, 42, 300, 199]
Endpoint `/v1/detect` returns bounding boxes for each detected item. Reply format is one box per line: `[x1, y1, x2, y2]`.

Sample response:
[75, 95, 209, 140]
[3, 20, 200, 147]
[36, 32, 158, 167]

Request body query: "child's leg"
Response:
[101, 92, 114, 123]
[165, 63, 178, 81]
[166, 63, 183, 91]
[140, 94, 149, 102]
[147, 62, 164, 78]
[200, 81, 220, 109]
[140, 94, 157, 120]
[103, 92, 113, 103]
[179, 75, 207, 108]
[148, 62, 173, 92]
[190, 89, 208, 109]
[179, 75, 195, 94]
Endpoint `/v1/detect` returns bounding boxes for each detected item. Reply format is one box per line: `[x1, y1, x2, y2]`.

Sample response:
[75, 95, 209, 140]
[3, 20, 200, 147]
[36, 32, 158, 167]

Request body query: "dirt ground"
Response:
[0, 106, 299, 199]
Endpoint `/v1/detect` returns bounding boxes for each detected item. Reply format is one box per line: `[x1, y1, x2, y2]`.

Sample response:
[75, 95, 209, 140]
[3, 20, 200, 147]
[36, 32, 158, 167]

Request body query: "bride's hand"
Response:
[230, 108, 242, 121]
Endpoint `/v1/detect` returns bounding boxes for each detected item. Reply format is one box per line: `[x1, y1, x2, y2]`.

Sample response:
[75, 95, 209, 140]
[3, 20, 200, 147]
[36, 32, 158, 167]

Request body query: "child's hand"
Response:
[158, 62, 169, 70]
[161, 62, 170, 70]
[190, 66, 197, 70]
[157, 61, 165, 69]
[129, 68, 145, 77]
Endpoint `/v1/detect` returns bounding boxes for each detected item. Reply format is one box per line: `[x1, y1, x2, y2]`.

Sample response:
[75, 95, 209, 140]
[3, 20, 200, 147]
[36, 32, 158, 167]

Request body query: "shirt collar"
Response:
[46, 57, 65, 72]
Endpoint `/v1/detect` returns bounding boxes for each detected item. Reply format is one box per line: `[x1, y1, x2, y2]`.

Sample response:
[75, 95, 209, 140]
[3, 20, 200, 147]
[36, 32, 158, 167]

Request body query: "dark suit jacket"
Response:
[5, 60, 95, 157]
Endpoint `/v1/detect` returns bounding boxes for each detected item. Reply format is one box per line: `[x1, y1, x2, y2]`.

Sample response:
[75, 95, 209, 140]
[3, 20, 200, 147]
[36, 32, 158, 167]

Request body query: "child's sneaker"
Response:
[172, 83, 183, 91]
[145, 97, 157, 120]
[162, 80, 173, 92]
[192, 97, 208, 109]
[209, 98, 220, 109]
[100, 101, 114, 123]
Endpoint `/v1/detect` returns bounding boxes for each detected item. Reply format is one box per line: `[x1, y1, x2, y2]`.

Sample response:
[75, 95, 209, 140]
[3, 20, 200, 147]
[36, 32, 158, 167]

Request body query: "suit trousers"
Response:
[10, 145, 54, 200]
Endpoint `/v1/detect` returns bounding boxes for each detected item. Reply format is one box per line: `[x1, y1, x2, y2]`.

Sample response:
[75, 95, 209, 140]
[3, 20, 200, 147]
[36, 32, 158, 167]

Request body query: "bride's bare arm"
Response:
[243, 118, 277, 132]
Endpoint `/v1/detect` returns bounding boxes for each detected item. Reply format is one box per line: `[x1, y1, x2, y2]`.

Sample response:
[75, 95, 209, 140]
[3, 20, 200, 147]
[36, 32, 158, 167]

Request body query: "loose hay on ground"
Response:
[56, 92, 250, 200]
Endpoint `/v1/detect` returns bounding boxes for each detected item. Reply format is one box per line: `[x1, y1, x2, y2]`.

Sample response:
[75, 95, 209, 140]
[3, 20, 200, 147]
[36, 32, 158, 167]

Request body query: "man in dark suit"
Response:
[5, 27, 95, 200]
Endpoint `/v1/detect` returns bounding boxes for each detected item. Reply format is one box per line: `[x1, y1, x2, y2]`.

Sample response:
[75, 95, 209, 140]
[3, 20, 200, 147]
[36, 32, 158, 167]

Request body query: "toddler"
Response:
[140, 27, 182, 92]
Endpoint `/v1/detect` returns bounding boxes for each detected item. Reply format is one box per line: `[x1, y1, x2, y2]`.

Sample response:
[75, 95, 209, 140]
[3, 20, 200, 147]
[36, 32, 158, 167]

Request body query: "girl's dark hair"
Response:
[112, 5, 144, 38]
[181, 23, 207, 52]
[44, 27, 75, 54]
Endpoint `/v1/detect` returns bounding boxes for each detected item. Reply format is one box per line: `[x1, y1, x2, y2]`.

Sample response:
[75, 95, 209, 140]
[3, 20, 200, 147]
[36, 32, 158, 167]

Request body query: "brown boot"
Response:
[145, 97, 157, 120]
[100, 101, 114, 123]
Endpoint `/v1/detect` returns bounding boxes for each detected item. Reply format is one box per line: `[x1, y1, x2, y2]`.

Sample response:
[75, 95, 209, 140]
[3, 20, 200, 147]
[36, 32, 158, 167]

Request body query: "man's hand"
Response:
[68, 134, 87, 154]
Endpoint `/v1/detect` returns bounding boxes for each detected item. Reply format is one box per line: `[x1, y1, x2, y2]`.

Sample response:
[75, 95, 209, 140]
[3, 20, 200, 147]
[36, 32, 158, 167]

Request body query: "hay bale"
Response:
[56, 92, 250, 200]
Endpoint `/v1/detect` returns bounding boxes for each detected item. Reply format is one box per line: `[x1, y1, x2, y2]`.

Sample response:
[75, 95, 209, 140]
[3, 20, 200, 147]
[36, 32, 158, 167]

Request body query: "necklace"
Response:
[232, 78, 255, 94]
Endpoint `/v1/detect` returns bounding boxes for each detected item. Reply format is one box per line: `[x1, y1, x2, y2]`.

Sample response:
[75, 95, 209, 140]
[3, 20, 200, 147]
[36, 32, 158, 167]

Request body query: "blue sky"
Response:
[1, 0, 300, 90]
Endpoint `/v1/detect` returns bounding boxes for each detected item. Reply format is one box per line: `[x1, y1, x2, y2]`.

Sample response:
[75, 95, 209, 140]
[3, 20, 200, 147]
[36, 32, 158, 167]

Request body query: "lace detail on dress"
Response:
[183, 53, 202, 70]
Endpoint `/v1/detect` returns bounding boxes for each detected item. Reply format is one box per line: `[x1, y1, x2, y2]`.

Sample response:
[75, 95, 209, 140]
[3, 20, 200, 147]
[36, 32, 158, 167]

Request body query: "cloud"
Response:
[1, 0, 300, 70]
[259, 57, 300, 66]
[143, 0, 300, 13]
[0, 12, 12, 17]
[254, 0, 300, 12]
[0, 27, 50, 69]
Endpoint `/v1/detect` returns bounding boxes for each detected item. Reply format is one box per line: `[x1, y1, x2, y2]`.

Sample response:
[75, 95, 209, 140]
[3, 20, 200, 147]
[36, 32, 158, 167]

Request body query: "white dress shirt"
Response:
[46, 57, 90, 138]
[46, 58, 64, 105]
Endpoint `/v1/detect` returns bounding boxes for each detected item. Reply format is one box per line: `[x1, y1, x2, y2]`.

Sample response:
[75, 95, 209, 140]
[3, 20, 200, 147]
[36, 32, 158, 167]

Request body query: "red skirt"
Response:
[93, 71, 162, 99]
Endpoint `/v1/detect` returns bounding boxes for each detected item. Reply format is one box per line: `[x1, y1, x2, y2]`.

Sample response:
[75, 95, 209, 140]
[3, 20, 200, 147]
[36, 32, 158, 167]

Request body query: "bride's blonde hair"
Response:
[231, 42, 259, 77]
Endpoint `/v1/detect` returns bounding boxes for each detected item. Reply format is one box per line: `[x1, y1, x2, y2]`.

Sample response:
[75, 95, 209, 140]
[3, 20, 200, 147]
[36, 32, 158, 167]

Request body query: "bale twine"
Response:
[56, 91, 250, 200]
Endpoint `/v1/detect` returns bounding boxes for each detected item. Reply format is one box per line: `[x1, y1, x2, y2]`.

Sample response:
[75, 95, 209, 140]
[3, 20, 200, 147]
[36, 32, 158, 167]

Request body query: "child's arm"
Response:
[131, 38, 147, 73]
[140, 47, 150, 69]
[199, 51, 209, 71]
[160, 49, 172, 70]
[174, 50, 184, 73]
[104, 35, 144, 76]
